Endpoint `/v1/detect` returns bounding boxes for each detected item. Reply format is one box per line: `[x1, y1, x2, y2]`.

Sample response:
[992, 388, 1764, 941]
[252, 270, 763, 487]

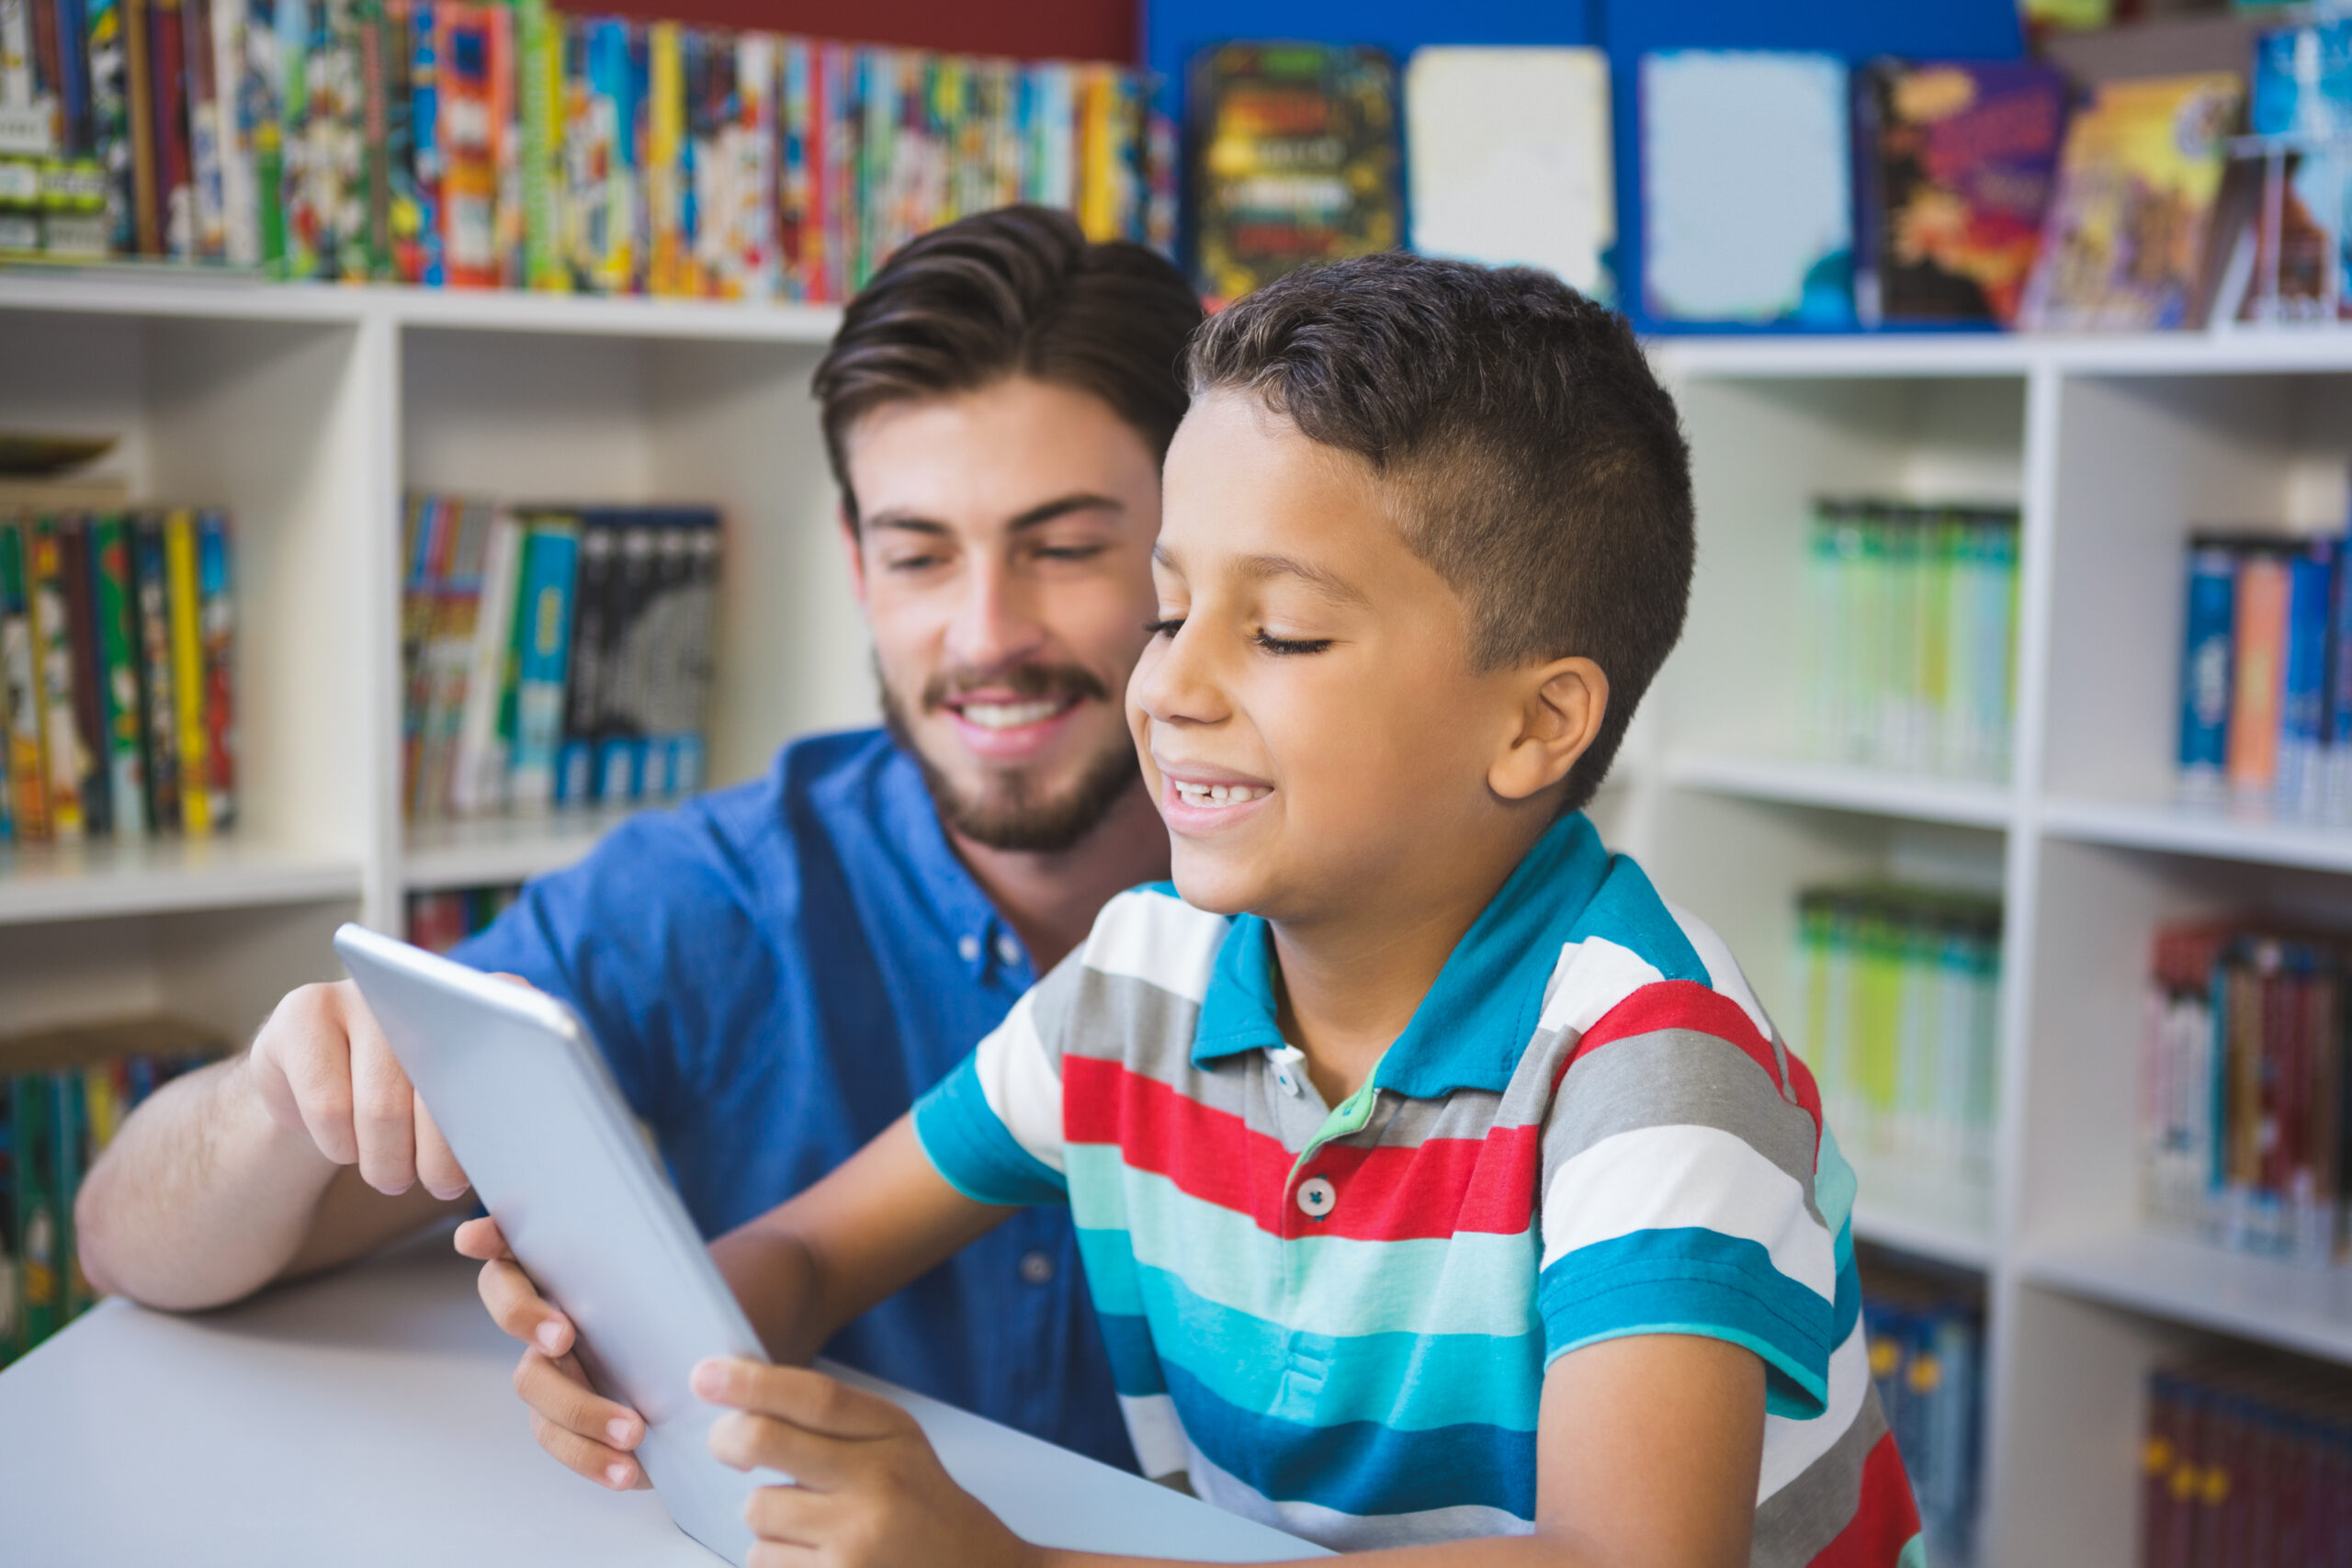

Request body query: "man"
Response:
[72, 206, 1203, 1470]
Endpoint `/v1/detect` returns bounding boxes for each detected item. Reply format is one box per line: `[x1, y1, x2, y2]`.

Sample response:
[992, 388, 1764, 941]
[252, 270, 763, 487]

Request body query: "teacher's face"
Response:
[842, 376, 1163, 852]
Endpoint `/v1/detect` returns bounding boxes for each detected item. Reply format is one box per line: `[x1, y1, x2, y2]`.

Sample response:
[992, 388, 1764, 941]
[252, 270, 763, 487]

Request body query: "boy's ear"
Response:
[1488, 656, 1610, 805]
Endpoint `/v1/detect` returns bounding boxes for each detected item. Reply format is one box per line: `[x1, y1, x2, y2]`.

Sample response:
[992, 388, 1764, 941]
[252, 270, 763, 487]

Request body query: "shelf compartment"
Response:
[0, 837, 361, 925]
[1844, 1156, 1997, 1271]
[2020, 1229, 2352, 1367]
[1664, 750, 2014, 829]
[2041, 794, 2352, 874]
[401, 807, 647, 892]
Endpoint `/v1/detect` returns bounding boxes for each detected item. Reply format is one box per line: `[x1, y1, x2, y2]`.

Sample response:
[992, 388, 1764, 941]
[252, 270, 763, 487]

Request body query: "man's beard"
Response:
[879, 657, 1142, 854]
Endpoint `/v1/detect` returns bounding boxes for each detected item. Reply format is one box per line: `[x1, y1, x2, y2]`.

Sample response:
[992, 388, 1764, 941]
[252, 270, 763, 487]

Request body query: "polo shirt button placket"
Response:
[1295, 1176, 1336, 1220]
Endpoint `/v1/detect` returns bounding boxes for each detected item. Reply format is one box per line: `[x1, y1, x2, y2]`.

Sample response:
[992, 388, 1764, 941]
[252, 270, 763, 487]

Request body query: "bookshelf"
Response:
[11, 273, 2352, 1563]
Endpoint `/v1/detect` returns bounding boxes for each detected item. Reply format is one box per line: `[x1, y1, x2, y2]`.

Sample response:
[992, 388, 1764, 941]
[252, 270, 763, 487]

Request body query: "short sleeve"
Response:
[912, 966, 1074, 1208]
[1532, 981, 1838, 1420]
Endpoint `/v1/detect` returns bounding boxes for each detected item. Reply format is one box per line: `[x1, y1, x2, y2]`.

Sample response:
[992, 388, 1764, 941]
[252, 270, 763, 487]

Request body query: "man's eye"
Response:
[887, 554, 946, 573]
[1255, 631, 1333, 656]
[1144, 617, 1185, 638]
[1037, 544, 1108, 562]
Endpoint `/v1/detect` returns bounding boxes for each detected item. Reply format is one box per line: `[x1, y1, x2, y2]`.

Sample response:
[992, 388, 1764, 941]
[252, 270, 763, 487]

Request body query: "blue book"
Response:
[2277, 538, 2334, 820]
[505, 517, 579, 813]
[2178, 540, 2237, 807]
[2328, 537, 2352, 824]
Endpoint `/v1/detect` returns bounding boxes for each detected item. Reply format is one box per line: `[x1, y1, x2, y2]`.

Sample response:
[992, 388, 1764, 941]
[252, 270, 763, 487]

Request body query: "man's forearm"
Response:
[76, 1056, 379, 1309]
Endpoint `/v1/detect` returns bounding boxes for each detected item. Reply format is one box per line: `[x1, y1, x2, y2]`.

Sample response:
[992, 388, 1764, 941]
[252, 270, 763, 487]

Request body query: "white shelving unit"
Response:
[12, 273, 2352, 1564]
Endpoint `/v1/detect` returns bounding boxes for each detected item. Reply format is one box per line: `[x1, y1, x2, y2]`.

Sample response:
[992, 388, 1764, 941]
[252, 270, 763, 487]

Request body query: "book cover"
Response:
[433, 0, 501, 288]
[130, 512, 177, 829]
[0, 516, 46, 840]
[90, 513, 146, 837]
[1855, 59, 2068, 327]
[121, 0, 157, 252]
[2226, 545, 2290, 809]
[56, 514, 109, 837]
[149, 0, 192, 259]
[1187, 41, 1400, 305]
[12, 1069, 61, 1352]
[27, 517, 85, 838]
[641, 17, 679, 294]
[2018, 73, 2244, 332]
[2278, 538, 2334, 821]
[505, 513, 576, 811]
[1641, 50, 1853, 327]
[1404, 46, 1612, 300]
[195, 508, 231, 825]
[672, 512, 717, 795]
[678, 24, 724, 298]
[208, 0, 259, 265]
[269, 0, 309, 276]
[777, 30, 813, 301]
[243, 0, 283, 271]
[512, 0, 555, 289]
[643, 513, 693, 795]
[182, 0, 223, 257]
[2179, 537, 2237, 807]
[400, 0, 435, 283]
[163, 507, 208, 833]
[594, 514, 656, 801]
[553, 511, 608, 805]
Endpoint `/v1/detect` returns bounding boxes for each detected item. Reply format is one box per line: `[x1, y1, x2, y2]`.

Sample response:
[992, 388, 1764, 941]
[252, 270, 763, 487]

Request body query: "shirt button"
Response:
[957, 934, 981, 964]
[1019, 1249, 1057, 1285]
[1296, 1177, 1337, 1220]
[997, 935, 1023, 966]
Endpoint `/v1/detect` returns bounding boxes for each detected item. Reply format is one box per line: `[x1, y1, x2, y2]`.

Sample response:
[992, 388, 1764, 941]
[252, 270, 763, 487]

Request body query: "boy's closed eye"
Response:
[1142, 617, 1335, 657]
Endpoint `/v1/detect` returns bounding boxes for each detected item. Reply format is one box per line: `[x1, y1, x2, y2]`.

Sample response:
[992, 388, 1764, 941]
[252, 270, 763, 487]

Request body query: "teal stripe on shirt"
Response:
[912, 1053, 1067, 1207]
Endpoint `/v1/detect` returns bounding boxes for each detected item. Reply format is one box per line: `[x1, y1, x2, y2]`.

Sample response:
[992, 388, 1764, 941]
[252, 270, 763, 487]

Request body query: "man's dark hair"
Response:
[1186, 253, 1694, 814]
[813, 206, 1204, 521]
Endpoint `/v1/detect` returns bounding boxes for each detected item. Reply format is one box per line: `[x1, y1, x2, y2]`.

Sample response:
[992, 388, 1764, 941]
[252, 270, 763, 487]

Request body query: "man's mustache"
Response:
[921, 661, 1112, 713]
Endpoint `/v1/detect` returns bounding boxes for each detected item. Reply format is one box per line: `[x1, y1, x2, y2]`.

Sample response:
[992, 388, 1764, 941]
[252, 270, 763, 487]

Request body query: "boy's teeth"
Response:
[960, 699, 1065, 730]
[1175, 782, 1268, 807]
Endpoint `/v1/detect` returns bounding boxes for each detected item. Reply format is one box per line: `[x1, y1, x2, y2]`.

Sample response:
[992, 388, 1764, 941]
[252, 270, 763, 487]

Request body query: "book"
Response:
[1641, 50, 1854, 327]
[90, 513, 145, 836]
[2178, 537, 2237, 807]
[504, 510, 576, 811]
[511, 0, 553, 289]
[1854, 59, 2070, 327]
[1186, 41, 1400, 304]
[2226, 542, 2290, 809]
[26, 515, 85, 838]
[195, 507, 231, 824]
[183, 0, 224, 258]
[0, 515, 47, 840]
[161, 508, 207, 832]
[443, 498, 512, 818]
[552, 510, 609, 806]
[84, 0, 132, 252]
[593, 513, 655, 801]
[149, 0, 190, 257]
[2278, 537, 2335, 820]
[1404, 46, 1613, 299]
[2018, 73, 2245, 332]
[130, 510, 177, 829]
[401, 0, 435, 283]
[641, 17, 679, 294]
[120, 0, 156, 253]
[56, 514, 109, 837]
[433, 0, 501, 288]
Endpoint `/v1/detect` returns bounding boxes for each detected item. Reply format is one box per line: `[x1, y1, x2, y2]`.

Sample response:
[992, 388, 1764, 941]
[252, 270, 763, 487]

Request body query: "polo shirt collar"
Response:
[1189, 812, 1612, 1097]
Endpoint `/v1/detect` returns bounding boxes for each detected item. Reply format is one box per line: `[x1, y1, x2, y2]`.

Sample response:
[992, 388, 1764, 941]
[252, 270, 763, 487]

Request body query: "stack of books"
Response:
[1, 506, 234, 845]
[2142, 1349, 2352, 1568]
[1860, 1248, 1984, 1568]
[2175, 529, 2352, 824]
[405, 881, 515, 952]
[401, 494, 717, 824]
[2142, 922, 2350, 1269]
[1802, 499, 2018, 781]
[0, 1015, 225, 1365]
[0, 0, 1173, 296]
[1787, 884, 2002, 1194]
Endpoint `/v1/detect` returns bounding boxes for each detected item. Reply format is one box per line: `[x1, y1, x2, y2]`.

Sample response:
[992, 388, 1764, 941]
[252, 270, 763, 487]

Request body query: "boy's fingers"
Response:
[413, 1098, 469, 1200]
[514, 1348, 644, 1451]
[692, 1359, 907, 1440]
[747, 1540, 820, 1568]
[527, 1408, 647, 1491]
[708, 1411, 863, 1484]
[451, 1215, 509, 1261]
[477, 1255, 572, 1356]
[743, 1483, 830, 1547]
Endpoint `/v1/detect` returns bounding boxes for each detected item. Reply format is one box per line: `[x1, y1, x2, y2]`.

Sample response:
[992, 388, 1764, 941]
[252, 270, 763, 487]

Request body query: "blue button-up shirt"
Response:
[452, 728, 1135, 1469]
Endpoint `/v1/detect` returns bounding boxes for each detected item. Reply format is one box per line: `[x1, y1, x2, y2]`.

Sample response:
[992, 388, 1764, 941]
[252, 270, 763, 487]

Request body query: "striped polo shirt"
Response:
[911, 812, 1922, 1564]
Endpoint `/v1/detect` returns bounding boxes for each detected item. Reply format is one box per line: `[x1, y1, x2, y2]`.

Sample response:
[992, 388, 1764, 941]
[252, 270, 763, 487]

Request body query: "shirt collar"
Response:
[1189, 812, 1612, 1097]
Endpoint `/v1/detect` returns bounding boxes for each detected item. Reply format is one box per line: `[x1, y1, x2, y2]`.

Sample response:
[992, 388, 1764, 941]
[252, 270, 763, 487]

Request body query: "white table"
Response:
[0, 1230, 1321, 1565]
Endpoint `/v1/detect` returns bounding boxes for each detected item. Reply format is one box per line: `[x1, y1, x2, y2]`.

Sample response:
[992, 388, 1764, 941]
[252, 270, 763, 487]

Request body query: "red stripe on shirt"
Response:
[1559, 980, 1823, 1133]
[1806, 1430, 1923, 1568]
[1063, 1055, 1541, 1240]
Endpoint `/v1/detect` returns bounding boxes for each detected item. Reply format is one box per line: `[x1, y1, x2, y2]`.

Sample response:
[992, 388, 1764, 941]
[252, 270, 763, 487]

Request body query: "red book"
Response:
[149, 0, 195, 258]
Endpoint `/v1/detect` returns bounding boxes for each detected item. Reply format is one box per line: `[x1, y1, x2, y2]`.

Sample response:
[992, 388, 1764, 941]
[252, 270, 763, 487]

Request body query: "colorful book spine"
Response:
[593, 514, 654, 801]
[401, 0, 435, 283]
[196, 508, 232, 824]
[505, 513, 576, 810]
[444, 501, 514, 818]
[182, 0, 224, 257]
[130, 511, 179, 830]
[91, 513, 146, 837]
[433, 0, 497, 287]
[641, 17, 678, 294]
[148, 0, 194, 256]
[0, 517, 48, 840]
[27, 517, 85, 839]
[2178, 539, 2236, 808]
[2226, 547, 2290, 809]
[552, 511, 608, 806]
[512, 0, 555, 289]
[163, 507, 209, 834]
[575, 15, 630, 293]
[209, 0, 258, 265]
[244, 0, 283, 270]
[56, 517, 109, 837]
[83, 0, 134, 251]
[2278, 539, 2335, 821]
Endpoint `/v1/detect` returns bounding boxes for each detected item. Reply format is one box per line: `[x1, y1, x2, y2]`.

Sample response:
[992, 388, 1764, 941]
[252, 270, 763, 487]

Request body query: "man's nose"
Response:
[944, 556, 1047, 670]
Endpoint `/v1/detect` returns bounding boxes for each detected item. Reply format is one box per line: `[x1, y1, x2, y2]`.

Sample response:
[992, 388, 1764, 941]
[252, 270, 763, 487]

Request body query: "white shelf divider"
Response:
[401, 807, 651, 894]
[1662, 750, 2017, 829]
[2019, 1231, 2352, 1368]
[2041, 793, 2352, 874]
[0, 837, 361, 926]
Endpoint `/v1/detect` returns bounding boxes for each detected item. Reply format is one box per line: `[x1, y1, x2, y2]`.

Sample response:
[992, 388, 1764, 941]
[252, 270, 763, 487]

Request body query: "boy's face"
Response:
[1131, 390, 1547, 922]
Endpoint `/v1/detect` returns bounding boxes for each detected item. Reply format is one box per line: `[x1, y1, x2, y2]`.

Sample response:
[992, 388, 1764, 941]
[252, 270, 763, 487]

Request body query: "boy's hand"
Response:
[455, 1215, 651, 1491]
[695, 1357, 1039, 1568]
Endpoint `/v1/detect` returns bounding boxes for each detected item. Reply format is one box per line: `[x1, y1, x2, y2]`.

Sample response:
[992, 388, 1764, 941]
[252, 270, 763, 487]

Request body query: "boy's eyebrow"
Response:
[1236, 552, 1372, 608]
[865, 493, 1125, 536]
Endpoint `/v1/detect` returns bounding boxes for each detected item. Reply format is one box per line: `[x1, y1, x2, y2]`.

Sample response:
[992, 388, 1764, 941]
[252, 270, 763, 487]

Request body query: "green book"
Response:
[12, 1070, 62, 1353]
[515, 0, 562, 290]
[90, 515, 148, 839]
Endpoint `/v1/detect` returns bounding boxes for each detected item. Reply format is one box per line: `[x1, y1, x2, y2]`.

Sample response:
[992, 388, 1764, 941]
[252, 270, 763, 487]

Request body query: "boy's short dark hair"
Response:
[1186, 253, 1694, 815]
[814, 206, 1204, 522]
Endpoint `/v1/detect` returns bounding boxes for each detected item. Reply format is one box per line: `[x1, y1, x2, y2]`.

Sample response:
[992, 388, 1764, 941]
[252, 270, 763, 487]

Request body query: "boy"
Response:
[466, 254, 1921, 1567]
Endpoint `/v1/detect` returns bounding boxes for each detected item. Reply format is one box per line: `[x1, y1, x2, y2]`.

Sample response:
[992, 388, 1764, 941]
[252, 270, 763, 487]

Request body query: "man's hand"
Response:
[695, 1358, 1039, 1568]
[246, 979, 469, 1200]
[456, 1215, 651, 1491]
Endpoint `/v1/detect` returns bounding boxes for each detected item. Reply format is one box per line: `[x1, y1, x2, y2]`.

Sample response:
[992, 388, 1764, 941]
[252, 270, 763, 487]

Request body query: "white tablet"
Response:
[334, 922, 771, 1566]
